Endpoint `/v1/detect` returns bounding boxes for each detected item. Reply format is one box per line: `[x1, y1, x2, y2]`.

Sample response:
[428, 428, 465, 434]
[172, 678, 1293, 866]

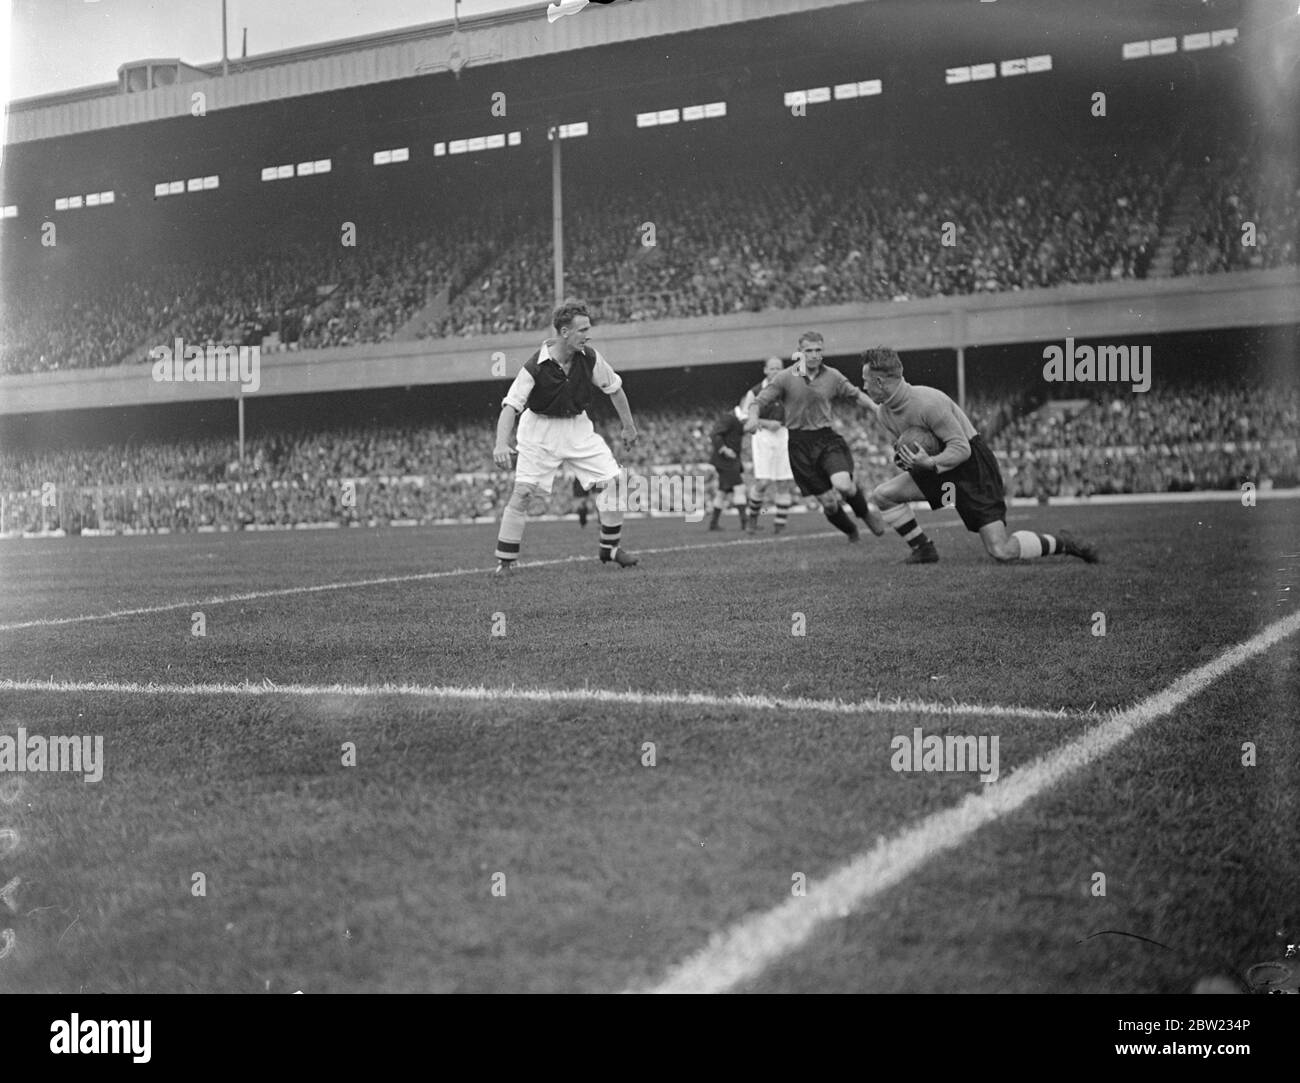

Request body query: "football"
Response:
[893, 426, 943, 468]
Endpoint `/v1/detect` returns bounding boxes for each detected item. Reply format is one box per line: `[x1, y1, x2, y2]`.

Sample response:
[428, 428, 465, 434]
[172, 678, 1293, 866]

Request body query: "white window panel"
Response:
[682, 105, 705, 121]
[783, 90, 807, 107]
[276, 165, 293, 179]
[636, 111, 657, 127]
[203, 176, 218, 189]
[656, 108, 679, 125]
[704, 101, 726, 117]
[374, 150, 392, 165]
[945, 67, 971, 84]
[1122, 40, 1150, 59]
[486, 133, 505, 148]
[1183, 32, 1211, 51]
[1001, 58, 1027, 76]
[314, 159, 331, 173]
[391, 147, 409, 162]
[1210, 28, 1237, 46]
[449, 139, 468, 154]
[971, 62, 997, 81]
[101, 190, 115, 203]
[507, 131, 521, 146]
[55, 197, 69, 210]
[1027, 54, 1052, 73]
[169, 180, 185, 194]
[807, 86, 831, 104]
[434, 142, 446, 156]
[87, 192, 101, 206]
[859, 80, 882, 96]
[187, 177, 203, 191]
[68, 195, 84, 208]
[1150, 37, 1177, 55]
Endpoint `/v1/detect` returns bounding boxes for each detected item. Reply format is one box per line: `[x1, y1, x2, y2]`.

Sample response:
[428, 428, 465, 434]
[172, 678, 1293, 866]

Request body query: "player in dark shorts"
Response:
[707, 407, 748, 530]
[749, 331, 885, 542]
[861, 346, 1099, 565]
[570, 475, 591, 527]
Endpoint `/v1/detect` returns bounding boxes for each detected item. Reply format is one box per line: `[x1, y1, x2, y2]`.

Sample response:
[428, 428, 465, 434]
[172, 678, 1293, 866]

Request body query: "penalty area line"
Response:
[0, 677, 1076, 722]
[634, 608, 1300, 994]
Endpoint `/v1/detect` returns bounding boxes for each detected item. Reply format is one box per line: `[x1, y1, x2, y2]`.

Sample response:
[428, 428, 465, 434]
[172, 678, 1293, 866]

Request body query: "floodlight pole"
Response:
[238, 395, 245, 463]
[551, 126, 565, 307]
[222, 0, 229, 77]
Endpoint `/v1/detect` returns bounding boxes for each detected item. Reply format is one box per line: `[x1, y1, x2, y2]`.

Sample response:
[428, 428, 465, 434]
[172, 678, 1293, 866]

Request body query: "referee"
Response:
[748, 331, 886, 542]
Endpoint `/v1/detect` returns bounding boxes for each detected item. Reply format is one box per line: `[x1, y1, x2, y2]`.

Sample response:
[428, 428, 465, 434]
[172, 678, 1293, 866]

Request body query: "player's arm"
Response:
[747, 376, 783, 433]
[592, 349, 638, 445]
[493, 366, 533, 467]
[900, 409, 971, 473]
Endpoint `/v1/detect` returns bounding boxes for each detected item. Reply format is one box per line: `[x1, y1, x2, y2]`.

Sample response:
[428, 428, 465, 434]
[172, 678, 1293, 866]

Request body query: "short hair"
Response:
[798, 331, 824, 348]
[553, 299, 591, 334]
[862, 347, 903, 377]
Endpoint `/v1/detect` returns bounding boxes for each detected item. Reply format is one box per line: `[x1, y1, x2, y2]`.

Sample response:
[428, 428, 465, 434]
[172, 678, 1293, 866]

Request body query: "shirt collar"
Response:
[882, 379, 910, 409]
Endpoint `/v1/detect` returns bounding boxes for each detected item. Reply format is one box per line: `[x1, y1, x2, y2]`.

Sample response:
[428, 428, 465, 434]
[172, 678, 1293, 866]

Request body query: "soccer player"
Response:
[747, 331, 886, 542]
[569, 474, 592, 528]
[491, 300, 639, 572]
[861, 346, 1099, 565]
[739, 357, 796, 533]
[707, 406, 749, 530]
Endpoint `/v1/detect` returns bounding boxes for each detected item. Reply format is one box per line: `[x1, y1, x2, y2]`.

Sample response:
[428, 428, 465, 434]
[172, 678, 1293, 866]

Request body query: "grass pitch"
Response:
[0, 498, 1296, 993]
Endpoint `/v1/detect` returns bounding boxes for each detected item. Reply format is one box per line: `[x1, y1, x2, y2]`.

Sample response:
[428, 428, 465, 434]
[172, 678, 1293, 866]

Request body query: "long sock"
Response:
[774, 494, 791, 529]
[1011, 530, 1060, 559]
[599, 507, 624, 560]
[823, 504, 857, 536]
[880, 503, 931, 549]
[746, 496, 764, 522]
[709, 506, 721, 528]
[844, 484, 872, 521]
[735, 501, 748, 527]
[495, 504, 526, 562]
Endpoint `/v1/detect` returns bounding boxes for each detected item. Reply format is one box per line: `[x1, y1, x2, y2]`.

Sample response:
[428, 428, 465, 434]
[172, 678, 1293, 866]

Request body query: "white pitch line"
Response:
[0, 519, 989, 634]
[638, 609, 1300, 994]
[0, 677, 1077, 722]
[0, 533, 824, 633]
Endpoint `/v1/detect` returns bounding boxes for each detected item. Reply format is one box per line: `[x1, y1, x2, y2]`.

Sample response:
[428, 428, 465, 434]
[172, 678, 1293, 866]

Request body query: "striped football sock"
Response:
[598, 506, 624, 560]
[880, 503, 931, 549]
[495, 505, 526, 563]
[746, 496, 764, 521]
[1011, 531, 1060, 559]
[774, 494, 791, 528]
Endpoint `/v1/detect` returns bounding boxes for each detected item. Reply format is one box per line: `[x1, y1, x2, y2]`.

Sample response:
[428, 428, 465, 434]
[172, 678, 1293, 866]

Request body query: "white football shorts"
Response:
[514, 410, 620, 493]
[751, 425, 794, 481]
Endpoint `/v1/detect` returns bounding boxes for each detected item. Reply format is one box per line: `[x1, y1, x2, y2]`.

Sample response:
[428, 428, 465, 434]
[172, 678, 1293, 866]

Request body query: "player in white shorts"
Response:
[739, 356, 796, 533]
[491, 300, 640, 573]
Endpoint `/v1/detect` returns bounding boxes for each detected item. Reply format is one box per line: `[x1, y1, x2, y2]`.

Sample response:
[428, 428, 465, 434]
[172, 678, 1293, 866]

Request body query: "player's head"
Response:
[796, 331, 824, 369]
[862, 346, 903, 403]
[763, 356, 784, 379]
[553, 299, 593, 350]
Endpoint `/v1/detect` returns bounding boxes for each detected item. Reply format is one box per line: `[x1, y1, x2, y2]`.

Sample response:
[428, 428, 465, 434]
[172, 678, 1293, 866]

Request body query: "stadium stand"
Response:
[3, 384, 1295, 535]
